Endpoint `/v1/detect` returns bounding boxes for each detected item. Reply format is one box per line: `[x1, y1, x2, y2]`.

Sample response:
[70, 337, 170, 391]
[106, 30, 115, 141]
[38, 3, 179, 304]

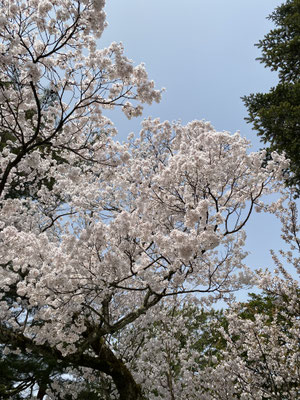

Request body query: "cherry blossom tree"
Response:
[205, 198, 300, 400]
[115, 199, 300, 400]
[0, 1, 290, 399]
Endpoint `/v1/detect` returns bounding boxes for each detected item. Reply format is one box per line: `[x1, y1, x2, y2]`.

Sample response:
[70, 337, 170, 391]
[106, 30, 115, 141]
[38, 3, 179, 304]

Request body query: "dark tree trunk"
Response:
[91, 338, 145, 400]
[37, 384, 47, 400]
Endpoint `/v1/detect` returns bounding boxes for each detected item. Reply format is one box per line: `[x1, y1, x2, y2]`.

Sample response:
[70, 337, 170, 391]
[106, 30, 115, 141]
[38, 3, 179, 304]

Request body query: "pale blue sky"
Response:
[101, 0, 282, 145]
[100, 0, 293, 297]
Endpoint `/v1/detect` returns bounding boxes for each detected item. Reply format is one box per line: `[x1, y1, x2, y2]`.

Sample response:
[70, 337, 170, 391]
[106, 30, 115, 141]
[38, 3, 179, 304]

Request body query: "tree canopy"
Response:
[0, 1, 298, 399]
[242, 0, 300, 192]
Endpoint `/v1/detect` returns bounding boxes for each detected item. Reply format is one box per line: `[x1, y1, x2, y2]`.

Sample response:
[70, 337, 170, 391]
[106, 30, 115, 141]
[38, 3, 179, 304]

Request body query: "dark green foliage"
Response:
[243, 0, 300, 193]
[255, 0, 300, 82]
[0, 346, 110, 399]
[0, 347, 58, 399]
[239, 292, 276, 320]
[185, 308, 227, 368]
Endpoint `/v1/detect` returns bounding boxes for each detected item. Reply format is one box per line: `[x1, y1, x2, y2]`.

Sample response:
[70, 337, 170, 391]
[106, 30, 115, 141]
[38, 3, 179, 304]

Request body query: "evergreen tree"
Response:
[243, 0, 300, 193]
